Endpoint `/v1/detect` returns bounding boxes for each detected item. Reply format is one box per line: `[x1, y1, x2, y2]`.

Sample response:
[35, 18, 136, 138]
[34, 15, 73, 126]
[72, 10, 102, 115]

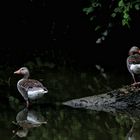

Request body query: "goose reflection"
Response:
[126, 120, 140, 140]
[12, 107, 47, 138]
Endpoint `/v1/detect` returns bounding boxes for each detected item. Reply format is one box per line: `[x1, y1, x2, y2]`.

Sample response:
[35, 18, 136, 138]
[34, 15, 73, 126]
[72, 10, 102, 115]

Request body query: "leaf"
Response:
[122, 19, 128, 26]
[123, 13, 129, 19]
[111, 13, 116, 18]
[92, 2, 101, 7]
[114, 7, 122, 13]
[83, 7, 94, 15]
[90, 16, 95, 21]
[135, 4, 140, 10]
[94, 25, 101, 31]
[118, 0, 124, 7]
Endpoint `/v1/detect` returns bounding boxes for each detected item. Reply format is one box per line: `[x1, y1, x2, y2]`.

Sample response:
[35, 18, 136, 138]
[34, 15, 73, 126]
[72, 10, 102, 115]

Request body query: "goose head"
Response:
[129, 46, 140, 56]
[14, 67, 30, 79]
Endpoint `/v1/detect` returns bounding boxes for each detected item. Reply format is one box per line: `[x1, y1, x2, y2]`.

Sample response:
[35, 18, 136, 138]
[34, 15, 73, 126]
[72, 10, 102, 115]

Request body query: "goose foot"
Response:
[131, 82, 140, 87]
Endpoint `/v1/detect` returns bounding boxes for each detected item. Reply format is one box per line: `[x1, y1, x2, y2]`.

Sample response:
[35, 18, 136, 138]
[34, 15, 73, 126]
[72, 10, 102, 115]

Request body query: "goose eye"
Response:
[20, 68, 25, 71]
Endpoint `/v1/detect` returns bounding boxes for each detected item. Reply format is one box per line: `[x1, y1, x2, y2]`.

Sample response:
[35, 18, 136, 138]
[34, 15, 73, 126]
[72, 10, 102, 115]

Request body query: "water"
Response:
[0, 67, 140, 140]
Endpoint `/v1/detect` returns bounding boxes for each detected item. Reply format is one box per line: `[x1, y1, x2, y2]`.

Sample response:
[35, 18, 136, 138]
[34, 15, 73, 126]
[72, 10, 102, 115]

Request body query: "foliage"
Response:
[83, 0, 140, 42]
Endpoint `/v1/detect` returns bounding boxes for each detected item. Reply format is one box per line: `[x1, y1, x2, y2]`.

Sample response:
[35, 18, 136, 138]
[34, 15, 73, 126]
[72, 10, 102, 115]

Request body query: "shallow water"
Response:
[0, 68, 140, 140]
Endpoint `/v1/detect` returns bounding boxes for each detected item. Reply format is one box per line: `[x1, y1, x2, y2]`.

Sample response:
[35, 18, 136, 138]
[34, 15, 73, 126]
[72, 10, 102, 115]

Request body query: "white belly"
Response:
[130, 64, 140, 74]
[28, 88, 47, 100]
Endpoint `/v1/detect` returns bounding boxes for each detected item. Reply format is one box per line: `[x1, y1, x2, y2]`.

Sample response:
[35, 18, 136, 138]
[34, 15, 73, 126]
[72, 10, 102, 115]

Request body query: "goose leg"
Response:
[26, 100, 30, 108]
[132, 73, 136, 84]
[131, 74, 140, 87]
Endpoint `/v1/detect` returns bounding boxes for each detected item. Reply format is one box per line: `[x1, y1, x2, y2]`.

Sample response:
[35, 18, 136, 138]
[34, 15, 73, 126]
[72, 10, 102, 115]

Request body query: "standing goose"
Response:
[14, 67, 48, 107]
[127, 46, 140, 85]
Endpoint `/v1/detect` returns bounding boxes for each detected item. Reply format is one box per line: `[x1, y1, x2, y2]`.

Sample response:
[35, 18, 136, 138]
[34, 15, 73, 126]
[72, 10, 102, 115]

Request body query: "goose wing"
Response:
[19, 79, 47, 91]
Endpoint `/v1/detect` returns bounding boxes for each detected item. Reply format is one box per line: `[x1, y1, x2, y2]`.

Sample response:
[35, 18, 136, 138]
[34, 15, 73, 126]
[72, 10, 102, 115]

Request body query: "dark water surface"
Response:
[0, 68, 140, 140]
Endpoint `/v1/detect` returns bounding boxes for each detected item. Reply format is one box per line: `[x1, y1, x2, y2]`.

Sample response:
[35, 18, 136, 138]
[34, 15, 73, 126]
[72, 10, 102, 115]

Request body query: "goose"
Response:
[126, 46, 140, 85]
[14, 67, 48, 107]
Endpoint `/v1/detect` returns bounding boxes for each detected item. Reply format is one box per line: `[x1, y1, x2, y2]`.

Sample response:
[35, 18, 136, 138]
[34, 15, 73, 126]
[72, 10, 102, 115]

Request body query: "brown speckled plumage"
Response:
[126, 46, 140, 84]
[14, 67, 48, 107]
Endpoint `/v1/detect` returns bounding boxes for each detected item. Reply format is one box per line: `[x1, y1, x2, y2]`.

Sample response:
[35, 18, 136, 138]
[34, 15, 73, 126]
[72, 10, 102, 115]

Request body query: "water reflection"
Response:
[62, 103, 140, 140]
[126, 120, 140, 140]
[1, 103, 140, 140]
[1, 67, 140, 140]
[12, 107, 47, 138]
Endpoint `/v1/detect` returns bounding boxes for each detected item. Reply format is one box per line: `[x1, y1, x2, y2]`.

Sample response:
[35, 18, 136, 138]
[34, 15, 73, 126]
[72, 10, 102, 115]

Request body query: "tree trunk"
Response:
[63, 85, 140, 113]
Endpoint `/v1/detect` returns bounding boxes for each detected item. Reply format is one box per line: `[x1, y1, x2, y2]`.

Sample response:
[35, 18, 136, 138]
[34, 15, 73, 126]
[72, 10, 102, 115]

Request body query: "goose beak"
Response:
[14, 69, 21, 74]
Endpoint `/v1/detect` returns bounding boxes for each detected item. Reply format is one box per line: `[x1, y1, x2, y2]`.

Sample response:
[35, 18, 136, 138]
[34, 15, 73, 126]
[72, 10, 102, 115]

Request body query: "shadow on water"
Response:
[0, 67, 140, 140]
